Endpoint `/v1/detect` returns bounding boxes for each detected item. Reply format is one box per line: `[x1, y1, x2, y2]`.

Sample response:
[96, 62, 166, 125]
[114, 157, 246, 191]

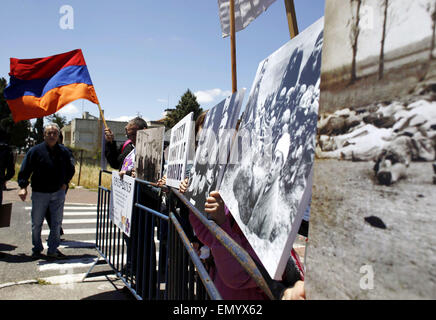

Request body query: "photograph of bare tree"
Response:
[306, 0, 436, 299]
[220, 17, 324, 280]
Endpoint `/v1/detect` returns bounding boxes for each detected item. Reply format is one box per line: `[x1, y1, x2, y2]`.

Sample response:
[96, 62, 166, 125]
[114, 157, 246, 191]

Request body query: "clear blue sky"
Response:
[0, 0, 325, 123]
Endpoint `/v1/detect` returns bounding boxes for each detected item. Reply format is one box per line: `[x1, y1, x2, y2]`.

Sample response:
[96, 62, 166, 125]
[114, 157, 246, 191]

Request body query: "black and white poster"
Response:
[135, 127, 165, 182]
[220, 18, 324, 279]
[306, 0, 436, 299]
[166, 112, 195, 188]
[185, 89, 245, 213]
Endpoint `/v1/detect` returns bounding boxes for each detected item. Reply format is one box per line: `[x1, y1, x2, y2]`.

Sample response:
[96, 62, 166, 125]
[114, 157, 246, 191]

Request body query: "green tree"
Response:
[0, 77, 31, 148]
[47, 113, 67, 129]
[31, 117, 44, 144]
[164, 89, 203, 129]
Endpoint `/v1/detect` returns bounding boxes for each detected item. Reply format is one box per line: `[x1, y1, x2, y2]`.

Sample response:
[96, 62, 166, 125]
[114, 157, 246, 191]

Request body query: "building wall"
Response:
[61, 115, 166, 151]
[62, 118, 128, 151]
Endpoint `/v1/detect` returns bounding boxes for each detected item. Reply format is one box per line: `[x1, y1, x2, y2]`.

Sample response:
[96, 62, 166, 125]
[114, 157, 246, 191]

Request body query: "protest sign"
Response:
[166, 112, 195, 188]
[110, 172, 135, 236]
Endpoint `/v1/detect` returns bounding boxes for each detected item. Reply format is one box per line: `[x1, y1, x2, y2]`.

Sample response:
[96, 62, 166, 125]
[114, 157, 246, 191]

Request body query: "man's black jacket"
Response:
[105, 140, 134, 170]
[0, 143, 15, 183]
[18, 142, 75, 193]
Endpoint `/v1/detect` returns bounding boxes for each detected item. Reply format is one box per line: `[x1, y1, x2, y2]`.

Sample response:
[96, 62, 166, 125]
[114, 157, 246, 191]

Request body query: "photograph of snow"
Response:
[185, 89, 245, 213]
[219, 17, 324, 279]
[305, 0, 436, 299]
[135, 127, 165, 182]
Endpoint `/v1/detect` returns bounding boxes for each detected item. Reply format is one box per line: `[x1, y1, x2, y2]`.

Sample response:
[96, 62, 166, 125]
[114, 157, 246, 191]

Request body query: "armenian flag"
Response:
[3, 49, 99, 122]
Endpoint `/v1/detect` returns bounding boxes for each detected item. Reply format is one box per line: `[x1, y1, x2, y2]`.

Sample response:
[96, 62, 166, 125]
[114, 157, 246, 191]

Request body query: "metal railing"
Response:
[88, 170, 221, 300]
[88, 169, 275, 300]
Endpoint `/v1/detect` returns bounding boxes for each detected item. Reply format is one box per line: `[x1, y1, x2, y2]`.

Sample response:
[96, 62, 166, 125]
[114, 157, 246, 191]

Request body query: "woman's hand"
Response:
[204, 191, 226, 226]
[179, 178, 189, 194]
[157, 175, 167, 187]
[281, 280, 305, 300]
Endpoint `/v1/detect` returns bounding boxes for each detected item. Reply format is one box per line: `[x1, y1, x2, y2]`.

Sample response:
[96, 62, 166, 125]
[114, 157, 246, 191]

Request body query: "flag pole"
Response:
[97, 103, 108, 130]
[284, 0, 299, 39]
[230, 0, 237, 93]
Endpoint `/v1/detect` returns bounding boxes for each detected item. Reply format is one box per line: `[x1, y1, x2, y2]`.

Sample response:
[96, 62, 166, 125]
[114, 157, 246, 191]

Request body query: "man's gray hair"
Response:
[129, 117, 148, 129]
[44, 123, 61, 133]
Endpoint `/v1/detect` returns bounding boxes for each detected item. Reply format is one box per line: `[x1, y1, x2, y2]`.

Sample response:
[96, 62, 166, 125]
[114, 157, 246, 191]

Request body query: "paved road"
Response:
[0, 181, 132, 300]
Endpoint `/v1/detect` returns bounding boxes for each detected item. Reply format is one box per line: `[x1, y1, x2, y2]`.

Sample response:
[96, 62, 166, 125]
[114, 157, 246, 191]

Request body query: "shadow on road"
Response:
[0, 243, 17, 252]
[0, 252, 36, 263]
[81, 288, 135, 300]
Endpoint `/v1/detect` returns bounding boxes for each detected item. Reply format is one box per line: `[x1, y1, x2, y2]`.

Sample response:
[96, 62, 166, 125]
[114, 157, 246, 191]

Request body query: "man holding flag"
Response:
[3, 49, 101, 259]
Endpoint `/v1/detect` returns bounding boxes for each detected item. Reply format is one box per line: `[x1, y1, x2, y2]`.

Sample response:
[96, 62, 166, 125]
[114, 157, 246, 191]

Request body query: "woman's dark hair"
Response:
[195, 111, 208, 136]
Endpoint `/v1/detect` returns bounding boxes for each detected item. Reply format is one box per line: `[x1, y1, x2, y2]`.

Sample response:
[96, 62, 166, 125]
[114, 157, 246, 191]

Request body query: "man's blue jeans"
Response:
[31, 189, 65, 254]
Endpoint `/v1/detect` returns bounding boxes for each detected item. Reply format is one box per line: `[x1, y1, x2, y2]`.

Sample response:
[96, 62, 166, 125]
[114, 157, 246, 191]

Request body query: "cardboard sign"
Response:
[135, 127, 165, 182]
[306, 0, 436, 299]
[166, 112, 195, 188]
[110, 172, 135, 236]
[220, 18, 323, 279]
[185, 89, 245, 213]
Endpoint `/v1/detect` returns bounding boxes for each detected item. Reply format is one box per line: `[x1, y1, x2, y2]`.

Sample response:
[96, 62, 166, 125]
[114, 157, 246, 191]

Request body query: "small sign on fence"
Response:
[110, 172, 135, 236]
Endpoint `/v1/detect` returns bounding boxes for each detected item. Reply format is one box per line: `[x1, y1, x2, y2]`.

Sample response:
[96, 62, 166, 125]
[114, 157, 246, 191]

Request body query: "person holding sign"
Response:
[104, 117, 148, 174]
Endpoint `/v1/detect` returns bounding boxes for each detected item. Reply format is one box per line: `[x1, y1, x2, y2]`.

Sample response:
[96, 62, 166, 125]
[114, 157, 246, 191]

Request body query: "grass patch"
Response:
[13, 161, 112, 190]
[36, 279, 51, 285]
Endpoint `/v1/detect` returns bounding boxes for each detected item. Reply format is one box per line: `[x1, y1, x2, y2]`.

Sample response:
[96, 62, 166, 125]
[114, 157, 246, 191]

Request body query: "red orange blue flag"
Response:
[3, 49, 99, 122]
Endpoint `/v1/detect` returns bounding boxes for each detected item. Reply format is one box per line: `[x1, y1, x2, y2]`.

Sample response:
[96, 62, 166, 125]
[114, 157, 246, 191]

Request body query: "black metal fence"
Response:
[88, 169, 274, 300]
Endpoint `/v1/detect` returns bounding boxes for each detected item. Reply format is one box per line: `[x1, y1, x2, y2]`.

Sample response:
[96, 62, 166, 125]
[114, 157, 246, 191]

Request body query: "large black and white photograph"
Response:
[135, 127, 165, 182]
[305, 0, 436, 299]
[219, 17, 324, 279]
[185, 89, 245, 213]
[166, 112, 195, 188]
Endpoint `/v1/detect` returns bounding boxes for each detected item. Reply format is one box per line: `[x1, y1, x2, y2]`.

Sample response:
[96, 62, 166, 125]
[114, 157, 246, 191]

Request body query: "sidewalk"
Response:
[1, 181, 133, 300]
[2, 181, 98, 205]
[0, 275, 133, 300]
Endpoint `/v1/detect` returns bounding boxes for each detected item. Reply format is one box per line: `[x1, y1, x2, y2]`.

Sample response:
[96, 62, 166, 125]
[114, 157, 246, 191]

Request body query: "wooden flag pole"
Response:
[97, 103, 108, 130]
[230, 0, 237, 93]
[284, 0, 299, 38]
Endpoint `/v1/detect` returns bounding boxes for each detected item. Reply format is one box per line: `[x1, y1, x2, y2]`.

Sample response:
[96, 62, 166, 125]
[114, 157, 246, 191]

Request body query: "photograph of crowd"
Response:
[220, 17, 324, 279]
[185, 89, 245, 213]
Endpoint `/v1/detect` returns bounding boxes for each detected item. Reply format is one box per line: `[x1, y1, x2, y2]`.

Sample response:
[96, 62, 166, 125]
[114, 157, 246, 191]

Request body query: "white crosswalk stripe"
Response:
[43, 240, 95, 250]
[62, 218, 97, 224]
[41, 228, 96, 235]
[32, 204, 105, 283]
[25, 206, 98, 211]
[38, 257, 98, 271]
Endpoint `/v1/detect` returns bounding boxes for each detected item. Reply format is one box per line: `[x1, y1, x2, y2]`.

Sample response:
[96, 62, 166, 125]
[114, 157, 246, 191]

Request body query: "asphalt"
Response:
[0, 181, 134, 300]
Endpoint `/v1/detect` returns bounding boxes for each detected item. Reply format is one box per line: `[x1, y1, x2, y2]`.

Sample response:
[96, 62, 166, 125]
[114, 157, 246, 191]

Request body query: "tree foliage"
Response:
[47, 113, 67, 129]
[0, 77, 31, 148]
[31, 118, 44, 144]
[163, 89, 203, 129]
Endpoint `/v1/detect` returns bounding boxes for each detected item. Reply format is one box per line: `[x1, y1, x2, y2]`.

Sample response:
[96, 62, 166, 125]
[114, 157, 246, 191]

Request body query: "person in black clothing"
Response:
[44, 131, 74, 237]
[0, 128, 15, 205]
[18, 123, 75, 259]
[104, 117, 148, 171]
[104, 117, 148, 283]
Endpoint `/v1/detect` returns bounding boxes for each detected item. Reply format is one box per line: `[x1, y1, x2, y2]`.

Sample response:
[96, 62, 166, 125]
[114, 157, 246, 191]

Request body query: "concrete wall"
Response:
[62, 118, 128, 151]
